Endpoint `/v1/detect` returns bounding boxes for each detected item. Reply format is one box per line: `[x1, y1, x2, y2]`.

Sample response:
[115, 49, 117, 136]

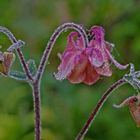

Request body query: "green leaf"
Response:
[9, 70, 27, 81]
[27, 59, 37, 76]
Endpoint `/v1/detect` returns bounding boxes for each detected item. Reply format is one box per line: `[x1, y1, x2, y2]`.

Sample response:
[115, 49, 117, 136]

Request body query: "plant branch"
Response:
[35, 22, 88, 83]
[0, 26, 33, 81]
[16, 48, 33, 81]
[75, 78, 126, 140]
[32, 83, 41, 140]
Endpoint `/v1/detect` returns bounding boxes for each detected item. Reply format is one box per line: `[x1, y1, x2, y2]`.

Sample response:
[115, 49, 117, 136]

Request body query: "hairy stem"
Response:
[16, 48, 33, 81]
[75, 78, 126, 140]
[32, 82, 41, 140]
[0, 26, 33, 81]
[35, 22, 88, 82]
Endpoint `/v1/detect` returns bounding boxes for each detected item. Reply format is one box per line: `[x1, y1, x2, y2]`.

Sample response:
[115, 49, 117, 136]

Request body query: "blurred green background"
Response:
[0, 0, 140, 140]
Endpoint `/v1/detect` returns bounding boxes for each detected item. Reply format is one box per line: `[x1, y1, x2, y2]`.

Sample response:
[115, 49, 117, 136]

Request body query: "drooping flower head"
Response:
[0, 51, 15, 75]
[54, 26, 128, 85]
[114, 94, 140, 127]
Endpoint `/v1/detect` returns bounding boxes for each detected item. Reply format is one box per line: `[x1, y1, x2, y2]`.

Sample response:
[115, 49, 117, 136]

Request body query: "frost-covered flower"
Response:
[54, 26, 128, 85]
[0, 51, 15, 75]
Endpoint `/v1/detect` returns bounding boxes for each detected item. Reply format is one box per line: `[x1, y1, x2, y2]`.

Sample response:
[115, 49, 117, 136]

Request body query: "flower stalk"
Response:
[75, 78, 126, 140]
[0, 23, 89, 140]
[76, 64, 140, 140]
[32, 82, 41, 140]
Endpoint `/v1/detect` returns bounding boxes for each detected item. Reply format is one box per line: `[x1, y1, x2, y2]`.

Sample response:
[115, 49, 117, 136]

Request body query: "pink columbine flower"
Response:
[54, 26, 128, 85]
[114, 95, 140, 127]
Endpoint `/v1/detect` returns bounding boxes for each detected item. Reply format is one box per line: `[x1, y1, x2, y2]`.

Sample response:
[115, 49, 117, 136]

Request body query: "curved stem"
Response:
[35, 22, 88, 83]
[0, 26, 33, 81]
[32, 82, 41, 140]
[75, 78, 126, 140]
[16, 48, 33, 81]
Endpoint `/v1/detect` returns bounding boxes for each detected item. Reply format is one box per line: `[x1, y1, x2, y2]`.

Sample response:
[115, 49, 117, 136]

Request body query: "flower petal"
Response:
[83, 63, 100, 85]
[68, 53, 88, 84]
[95, 61, 112, 76]
[54, 51, 77, 80]
[105, 41, 115, 52]
[55, 30, 86, 81]
[90, 26, 105, 46]
[89, 26, 111, 64]
[105, 49, 129, 70]
[129, 101, 140, 127]
[67, 31, 84, 50]
[129, 94, 140, 127]
[3, 52, 15, 74]
[87, 47, 104, 67]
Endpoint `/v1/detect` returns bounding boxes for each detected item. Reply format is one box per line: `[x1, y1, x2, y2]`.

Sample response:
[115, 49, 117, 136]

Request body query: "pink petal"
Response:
[83, 63, 100, 85]
[90, 26, 105, 46]
[67, 32, 84, 50]
[86, 47, 104, 67]
[68, 53, 88, 84]
[68, 72, 86, 84]
[76, 35, 84, 49]
[105, 41, 114, 52]
[128, 95, 140, 127]
[89, 26, 110, 65]
[105, 49, 129, 70]
[95, 61, 112, 76]
[89, 27, 112, 76]
[54, 51, 78, 80]
[129, 100, 140, 127]
[67, 32, 78, 49]
[55, 31, 86, 81]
